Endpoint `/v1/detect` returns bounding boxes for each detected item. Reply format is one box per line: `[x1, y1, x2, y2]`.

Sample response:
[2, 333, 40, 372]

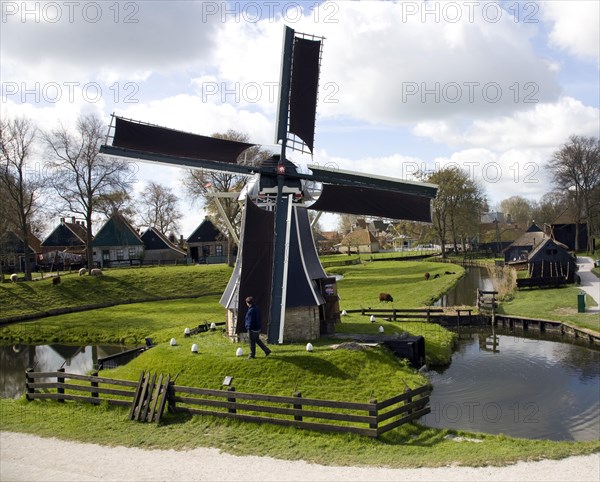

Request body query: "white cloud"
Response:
[0, 1, 223, 83]
[540, 1, 600, 61]
[304, 1, 560, 123]
[413, 97, 599, 150]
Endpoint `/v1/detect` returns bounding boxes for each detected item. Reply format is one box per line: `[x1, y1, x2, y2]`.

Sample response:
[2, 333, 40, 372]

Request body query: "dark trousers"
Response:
[249, 330, 270, 357]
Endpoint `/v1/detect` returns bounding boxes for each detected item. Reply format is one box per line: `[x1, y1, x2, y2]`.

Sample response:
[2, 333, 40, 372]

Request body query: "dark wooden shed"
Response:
[526, 238, 576, 282]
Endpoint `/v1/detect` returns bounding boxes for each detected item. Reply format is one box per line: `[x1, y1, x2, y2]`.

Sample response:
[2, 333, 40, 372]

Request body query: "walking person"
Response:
[244, 296, 271, 359]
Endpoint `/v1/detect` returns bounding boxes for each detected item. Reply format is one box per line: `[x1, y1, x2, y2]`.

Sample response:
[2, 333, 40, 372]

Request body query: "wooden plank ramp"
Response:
[129, 371, 171, 423]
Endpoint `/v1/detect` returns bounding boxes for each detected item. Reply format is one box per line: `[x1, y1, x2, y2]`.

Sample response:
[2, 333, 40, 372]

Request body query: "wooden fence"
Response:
[516, 277, 567, 289]
[346, 307, 445, 322]
[25, 369, 430, 438]
[25, 368, 137, 406]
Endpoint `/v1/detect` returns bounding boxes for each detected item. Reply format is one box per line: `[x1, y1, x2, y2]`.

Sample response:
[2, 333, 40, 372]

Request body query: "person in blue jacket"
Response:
[244, 296, 271, 359]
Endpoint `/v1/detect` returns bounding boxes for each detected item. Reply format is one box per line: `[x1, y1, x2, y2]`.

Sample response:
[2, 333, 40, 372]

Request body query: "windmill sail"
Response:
[276, 26, 323, 155]
[101, 116, 257, 175]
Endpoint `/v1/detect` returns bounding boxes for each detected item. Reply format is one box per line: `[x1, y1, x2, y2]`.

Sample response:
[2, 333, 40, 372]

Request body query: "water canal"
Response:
[434, 265, 495, 306]
[0, 344, 131, 399]
[421, 327, 600, 441]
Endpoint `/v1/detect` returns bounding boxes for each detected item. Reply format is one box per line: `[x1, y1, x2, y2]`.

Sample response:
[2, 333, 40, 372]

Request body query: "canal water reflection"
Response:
[0, 344, 130, 399]
[421, 328, 600, 441]
[434, 266, 495, 306]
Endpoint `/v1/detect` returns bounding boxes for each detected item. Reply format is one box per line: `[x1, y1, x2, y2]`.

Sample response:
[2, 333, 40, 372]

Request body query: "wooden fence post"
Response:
[227, 387, 236, 414]
[91, 371, 99, 405]
[404, 387, 413, 416]
[293, 391, 303, 421]
[57, 368, 65, 403]
[25, 368, 34, 401]
[369, 398, 378, 431]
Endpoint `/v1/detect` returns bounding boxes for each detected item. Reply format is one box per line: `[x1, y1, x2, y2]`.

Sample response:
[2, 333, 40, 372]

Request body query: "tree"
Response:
[182, 130, 272, 245]
[138, 181, 182, 235]
[0, 116, 45, 280]
[95, 190, 136, 222]
[43, 114, 136, 268]
[424, 167, 485, 257]
[548, 135, 600, 252]
[337, 214, 360, 234]
[531, 190, 569, 227]
[499, 196, 534, 226]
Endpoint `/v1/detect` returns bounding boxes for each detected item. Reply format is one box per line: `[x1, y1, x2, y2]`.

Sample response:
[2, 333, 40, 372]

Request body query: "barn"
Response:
[526, 238, 576, 282]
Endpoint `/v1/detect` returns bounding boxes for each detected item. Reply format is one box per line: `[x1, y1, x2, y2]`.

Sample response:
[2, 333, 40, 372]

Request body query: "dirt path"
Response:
[1, 432, 598, 482]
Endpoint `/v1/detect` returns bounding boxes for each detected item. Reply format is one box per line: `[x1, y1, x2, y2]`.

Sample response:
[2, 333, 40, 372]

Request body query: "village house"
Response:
[0, 230, 41, 274]
[337, 228, 380, 254]
[40, 217, 88, 269]
[186, 217, 233, 264]
[140, 227, 187, 264]
[92, 213, 144, 268]
[503, 222, 548, 264]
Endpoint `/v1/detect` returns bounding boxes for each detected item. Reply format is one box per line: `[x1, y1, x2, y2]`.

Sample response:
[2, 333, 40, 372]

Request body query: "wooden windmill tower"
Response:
[100, 26, 438, 344]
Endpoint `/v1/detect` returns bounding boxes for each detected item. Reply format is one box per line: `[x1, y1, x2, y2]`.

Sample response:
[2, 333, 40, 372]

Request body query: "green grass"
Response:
[0, 262, 599, 467]
[0, 265, 231, 320]
[498, 286, 599, 332]
[335, 317, 456, 366]
[2, 330, 598, 468]
[327, 261, 465, 308]
[0, 297, 225, 344]
[2, 397, 598, 467]
[104, 330, 426, 399]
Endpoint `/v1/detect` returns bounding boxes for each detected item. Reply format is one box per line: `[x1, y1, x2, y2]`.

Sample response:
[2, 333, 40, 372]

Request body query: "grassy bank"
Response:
[499, 286, 599, 332]
[2, 328, 598, 467]
[328, 260, 464, 309]
[0, 265, 231, 320]
[1, 261, 599, 467]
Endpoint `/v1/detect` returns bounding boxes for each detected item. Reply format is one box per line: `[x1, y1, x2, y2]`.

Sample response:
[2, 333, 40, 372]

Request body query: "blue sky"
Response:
[2, 1, 599, 234]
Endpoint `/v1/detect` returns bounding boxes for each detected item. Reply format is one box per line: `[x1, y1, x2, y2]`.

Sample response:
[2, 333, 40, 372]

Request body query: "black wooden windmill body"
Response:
[100, 26, 438, 344]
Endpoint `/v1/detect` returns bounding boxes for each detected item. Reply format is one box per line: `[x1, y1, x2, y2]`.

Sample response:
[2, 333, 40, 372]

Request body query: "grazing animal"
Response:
[10, 273, 18, 283]
[424, 272, 430, 281]
[90, 268, 103, 276]
[78, 268, 87, 276]
[52, 276, 61, 285]
[433, 273, 440, 279]
[444, 271, 456, 275]
[379, 292, 394, 303]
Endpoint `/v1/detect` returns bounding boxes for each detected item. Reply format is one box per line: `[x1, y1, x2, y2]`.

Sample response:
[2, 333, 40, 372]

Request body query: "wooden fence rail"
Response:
[25, 369, 430, 438]
[345, 308, 445, 322]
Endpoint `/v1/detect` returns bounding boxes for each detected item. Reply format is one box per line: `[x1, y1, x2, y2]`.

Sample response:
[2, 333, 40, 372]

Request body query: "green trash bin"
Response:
[577, 292, 586, 313]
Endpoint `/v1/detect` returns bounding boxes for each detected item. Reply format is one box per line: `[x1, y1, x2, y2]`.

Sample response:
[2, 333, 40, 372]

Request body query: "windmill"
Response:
[100, 26, 438, 344]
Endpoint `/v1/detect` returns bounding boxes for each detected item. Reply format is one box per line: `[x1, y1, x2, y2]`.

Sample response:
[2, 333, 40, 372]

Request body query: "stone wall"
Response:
[283, 305, 320, 342]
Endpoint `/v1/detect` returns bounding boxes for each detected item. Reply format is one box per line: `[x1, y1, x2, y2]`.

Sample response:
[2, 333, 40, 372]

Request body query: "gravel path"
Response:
[1, 432, 599, 482]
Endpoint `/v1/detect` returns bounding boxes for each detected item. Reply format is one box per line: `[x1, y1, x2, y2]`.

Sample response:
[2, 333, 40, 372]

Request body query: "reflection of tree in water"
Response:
[0, 345, 34, 399]
[553, 343, 600, 382]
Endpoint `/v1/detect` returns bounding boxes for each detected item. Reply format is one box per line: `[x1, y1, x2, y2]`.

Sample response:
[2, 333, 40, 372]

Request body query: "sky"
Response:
[1, 0, 599, 236]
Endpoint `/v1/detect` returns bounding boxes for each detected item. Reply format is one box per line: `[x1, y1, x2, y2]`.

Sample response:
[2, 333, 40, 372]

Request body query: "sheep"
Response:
[9, 273, 18, 283]
[379, 292, 393, 303]
[424, 272, 430, 281]
[78, 268, 87, 276]
[52, 276, 61, 285]
[90, 268, 103, 276]
[433, 273, 440, 279]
